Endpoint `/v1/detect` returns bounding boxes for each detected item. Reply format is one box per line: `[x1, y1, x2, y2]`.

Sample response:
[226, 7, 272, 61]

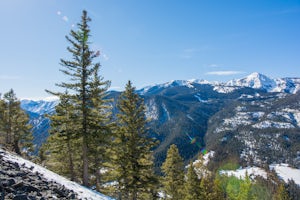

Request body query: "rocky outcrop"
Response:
[0, 152, 77, 200]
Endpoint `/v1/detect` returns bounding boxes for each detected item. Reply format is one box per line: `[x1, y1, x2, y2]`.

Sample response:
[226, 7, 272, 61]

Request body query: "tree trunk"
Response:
[13, 138, 21, 155]
[67, 138, 75, 181]
[82, 135, 89, 186]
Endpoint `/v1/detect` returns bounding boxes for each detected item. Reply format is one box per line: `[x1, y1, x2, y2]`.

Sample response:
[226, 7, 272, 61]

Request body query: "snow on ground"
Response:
[0, 149, 114, 200]
[252, 120, 294, 129]
[270, 164, 300, 185]
[191, 151, 215, 167]
[220, 164, 300, 186]
[213, 85, 236, 93]
[194, 94, 208, 103]
[220, 166, 267, 179]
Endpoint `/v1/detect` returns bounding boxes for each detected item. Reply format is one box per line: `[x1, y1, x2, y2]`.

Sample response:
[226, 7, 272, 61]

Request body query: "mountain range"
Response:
[20, 72, 300, 169]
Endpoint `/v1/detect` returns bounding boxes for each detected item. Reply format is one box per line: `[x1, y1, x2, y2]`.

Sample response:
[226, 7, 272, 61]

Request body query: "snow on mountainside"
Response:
[137, 79, 216, 95]
[137, 72, 300, 95]
[0, 148, 114, 200]
[225, 72, 300, 94]
[220, 164, 300, 186]
[21, 100, 58, 115]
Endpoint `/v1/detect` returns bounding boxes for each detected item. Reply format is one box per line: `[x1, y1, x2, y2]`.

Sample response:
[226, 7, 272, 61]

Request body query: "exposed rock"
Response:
[0, 151, 78, 199]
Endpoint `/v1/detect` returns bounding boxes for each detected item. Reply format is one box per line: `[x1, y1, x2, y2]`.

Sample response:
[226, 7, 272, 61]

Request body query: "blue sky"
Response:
[0, 0, 299, 99]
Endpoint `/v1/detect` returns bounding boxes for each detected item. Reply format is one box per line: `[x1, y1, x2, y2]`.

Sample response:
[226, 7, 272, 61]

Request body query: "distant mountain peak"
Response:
[227, 72, 275, 89]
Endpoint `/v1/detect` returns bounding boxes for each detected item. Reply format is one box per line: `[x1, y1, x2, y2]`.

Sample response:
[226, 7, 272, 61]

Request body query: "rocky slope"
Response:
[0, 148, 113, 200]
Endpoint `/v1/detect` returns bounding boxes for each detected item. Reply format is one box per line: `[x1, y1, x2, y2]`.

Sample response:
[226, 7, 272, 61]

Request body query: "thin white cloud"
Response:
[206, 71, 244, 76]
[0, 75, 20, 80]
[57, 11, 61, 16]
[208, 64, 219, 68]
[180, 48, 198, 59]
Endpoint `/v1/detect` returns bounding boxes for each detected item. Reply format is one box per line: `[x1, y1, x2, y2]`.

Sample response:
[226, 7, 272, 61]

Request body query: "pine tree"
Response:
[211, 176, 225, 200]
[200, 174, 214, 200]
[161, 144, 184, 199]
[0, 89, 33, 155]
[46, 10, 111, 186]
[237, 172, 253, 200]
[274, 182, 290, 200]
[111, 81, 157, 200]
[286, 179, 300, 200]
[87, 65, 112, 190]
[184, 161, 200, 200]
[46, 92, 79, 181]
[0, 95, 6, 144]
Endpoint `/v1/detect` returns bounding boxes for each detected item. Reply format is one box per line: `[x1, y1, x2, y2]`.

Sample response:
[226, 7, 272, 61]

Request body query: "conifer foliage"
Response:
[0, 89, 33, 155]
[161, 144, 184, 199]
[184, 161, 201, 200]
[45, 92, 79, 181]
[111, 81, 157, 200]
[46, 10, 111, 186]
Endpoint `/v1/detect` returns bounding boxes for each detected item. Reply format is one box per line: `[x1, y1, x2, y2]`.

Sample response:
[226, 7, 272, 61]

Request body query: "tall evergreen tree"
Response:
[46, 92, 79, 181]
[237, 173, 253, 200]
[184, 161, 201, 200]
[88, 66, 112, 190]
[111, 81, 157, 200]
[161, 144, 184, 199]
[0, 89, 32, 155]
[275, 182, 290, 200]
[46, 10, 111, 186]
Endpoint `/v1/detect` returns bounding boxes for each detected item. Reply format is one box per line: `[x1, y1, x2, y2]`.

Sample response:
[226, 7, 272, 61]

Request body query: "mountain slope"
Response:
[20, 72, 300, 169]
[206, 91, 300, 168]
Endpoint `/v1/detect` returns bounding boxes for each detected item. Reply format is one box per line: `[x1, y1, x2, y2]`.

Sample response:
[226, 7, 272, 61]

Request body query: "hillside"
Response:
[0, 148, 113, 200]
[20, 72, 300, 169]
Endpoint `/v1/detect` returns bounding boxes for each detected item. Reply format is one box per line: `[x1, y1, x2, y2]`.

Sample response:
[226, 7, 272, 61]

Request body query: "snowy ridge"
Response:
[21, 100, 58, 115]
[138, 72, 300, 95]
[137, 79, 216, 95]
[225, 72, 300, 94]
[0, 148, 114, 200]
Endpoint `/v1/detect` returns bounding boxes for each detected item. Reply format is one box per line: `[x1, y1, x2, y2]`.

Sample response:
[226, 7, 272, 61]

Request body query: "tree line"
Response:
[0, 89, 33, 156]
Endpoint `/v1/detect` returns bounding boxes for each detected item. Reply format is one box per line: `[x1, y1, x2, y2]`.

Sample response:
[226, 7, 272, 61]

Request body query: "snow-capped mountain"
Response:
[21, 99, 58, 115]
[20, 100, 58, 153]
[20, 72, 300, 169]
[137, 72, 300, 95]
[137, 79, 213, 95]
[226, 72, 300, 94]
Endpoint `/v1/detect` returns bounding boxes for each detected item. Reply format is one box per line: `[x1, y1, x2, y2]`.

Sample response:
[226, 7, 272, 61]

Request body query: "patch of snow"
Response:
[223, 112, 252, 128]
[220, 167, 268, 179]
[235, 106, 246, 112]
[145, 99, 158, 120]
[186, 114, 194, 122]
[282, 108, 300, 127]
[270, 163, 300, 185]
[213, 85, 236, 93]
[162, 103, 170, 121]
[0, 149, 114, 200]
[252, 120, 294, 129]
[251, 112, 265, 119]
[239, 94, 254, 99]
[194, 93, 208, 103]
